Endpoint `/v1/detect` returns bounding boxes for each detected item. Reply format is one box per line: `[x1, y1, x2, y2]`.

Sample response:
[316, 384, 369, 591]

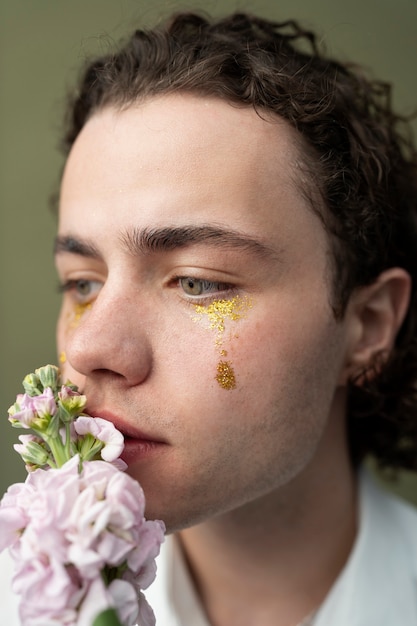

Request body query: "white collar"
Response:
[146, 471, 417, 626]
[314, 470, 417, 625]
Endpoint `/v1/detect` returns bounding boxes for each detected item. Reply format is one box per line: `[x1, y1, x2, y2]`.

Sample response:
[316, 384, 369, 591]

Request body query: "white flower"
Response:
[74, 416, 125, 462]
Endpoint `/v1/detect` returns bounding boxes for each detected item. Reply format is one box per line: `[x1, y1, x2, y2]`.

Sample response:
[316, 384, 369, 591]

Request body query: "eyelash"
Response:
[175, 276, 237, 301]
[57, 279, 102, 304]
[57, 276, 238, 305]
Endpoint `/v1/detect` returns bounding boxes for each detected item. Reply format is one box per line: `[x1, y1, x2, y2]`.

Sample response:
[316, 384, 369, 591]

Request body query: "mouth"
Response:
[85, 408, 168, 465]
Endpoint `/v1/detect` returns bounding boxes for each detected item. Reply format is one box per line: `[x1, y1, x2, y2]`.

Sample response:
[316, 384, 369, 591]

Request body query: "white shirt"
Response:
[1, 471, 417, 625]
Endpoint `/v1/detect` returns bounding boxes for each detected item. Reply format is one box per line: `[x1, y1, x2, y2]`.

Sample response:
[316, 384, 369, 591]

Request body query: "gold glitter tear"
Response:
[69, 302, 92, 328]
[193, 295, 252, 391]
[216, 360, 236, 390]
[59, 351, 67, 364]
[193, 296, 252, 334]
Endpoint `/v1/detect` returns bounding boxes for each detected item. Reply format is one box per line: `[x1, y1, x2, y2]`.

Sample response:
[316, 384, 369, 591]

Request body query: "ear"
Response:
[341, 268, 411, 384]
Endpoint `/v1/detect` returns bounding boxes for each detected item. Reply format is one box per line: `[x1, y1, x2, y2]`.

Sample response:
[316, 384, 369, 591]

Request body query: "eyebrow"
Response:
[120, 225, 278, 259]
[54, 235, 102, 259]
[54, 224, 279, 261]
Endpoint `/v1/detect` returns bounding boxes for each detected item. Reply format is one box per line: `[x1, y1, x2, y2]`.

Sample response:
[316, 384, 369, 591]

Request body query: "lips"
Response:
[85, 408, 168, 464]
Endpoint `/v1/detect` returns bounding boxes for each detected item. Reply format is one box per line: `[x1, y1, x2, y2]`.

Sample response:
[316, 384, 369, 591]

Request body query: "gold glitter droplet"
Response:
[216, 360, 236, 390]
[193, 296, 251, 390]
[69, 302, 92, 328]
[59, 351, 67, 364]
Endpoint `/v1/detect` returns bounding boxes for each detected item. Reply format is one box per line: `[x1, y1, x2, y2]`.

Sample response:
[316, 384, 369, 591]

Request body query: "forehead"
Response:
[60, 95, 322, 251]
[63, 95, 306, 194]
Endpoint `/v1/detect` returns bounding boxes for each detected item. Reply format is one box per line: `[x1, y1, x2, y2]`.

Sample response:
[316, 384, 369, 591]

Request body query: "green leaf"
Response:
[92, 608, 124, 626]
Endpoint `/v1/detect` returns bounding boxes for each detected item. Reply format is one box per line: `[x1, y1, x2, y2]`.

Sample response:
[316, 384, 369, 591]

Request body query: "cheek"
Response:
[222, 299, 347, 437]
[182, 316, 346, 508]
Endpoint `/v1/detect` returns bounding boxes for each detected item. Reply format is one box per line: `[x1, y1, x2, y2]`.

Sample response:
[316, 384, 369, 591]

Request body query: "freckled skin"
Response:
[56, 95, 355, 532]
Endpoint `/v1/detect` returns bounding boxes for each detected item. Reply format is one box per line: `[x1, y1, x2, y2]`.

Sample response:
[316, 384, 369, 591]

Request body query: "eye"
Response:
[58, 279, 102, 304]
[178, 277, 232, 297]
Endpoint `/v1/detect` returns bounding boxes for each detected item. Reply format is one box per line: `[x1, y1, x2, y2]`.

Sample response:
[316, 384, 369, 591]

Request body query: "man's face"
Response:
[56, 95, 352, 531]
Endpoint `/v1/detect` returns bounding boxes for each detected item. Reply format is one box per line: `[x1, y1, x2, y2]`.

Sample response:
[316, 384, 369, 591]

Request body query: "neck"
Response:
[177, 411, 358, 626]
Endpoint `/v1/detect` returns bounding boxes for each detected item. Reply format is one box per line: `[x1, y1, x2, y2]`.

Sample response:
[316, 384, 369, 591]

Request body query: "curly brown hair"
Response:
[62, 12, 417, 471]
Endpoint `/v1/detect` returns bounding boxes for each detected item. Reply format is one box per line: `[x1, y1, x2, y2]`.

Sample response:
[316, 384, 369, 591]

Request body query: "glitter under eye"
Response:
[193, 295, 252, 390]
[193, 295, 252, 334]
[68, 302, 92, 329]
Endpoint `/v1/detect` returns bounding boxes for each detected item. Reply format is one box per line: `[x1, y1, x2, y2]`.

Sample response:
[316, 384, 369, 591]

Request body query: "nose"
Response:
[63, 287, 153, 387]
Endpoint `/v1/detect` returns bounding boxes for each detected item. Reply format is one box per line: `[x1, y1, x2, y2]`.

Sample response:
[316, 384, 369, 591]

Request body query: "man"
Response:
[2, 11, 417, 625]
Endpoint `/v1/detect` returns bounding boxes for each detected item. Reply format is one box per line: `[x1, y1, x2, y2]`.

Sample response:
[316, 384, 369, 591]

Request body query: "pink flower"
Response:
[2, 365, 165, 626]
[0, 505, 28, 552]
[13, 556, 83, 624]
[32, 388, 57, 418]
[126, 519, 165, 589]
[0, 455, 165, 626]
[66, 460, 154, 577]
[74, 416, 124, 462]
[8, 394, 37, 428]
[13, 456, 82, 563]
[8, 389, 57, 429]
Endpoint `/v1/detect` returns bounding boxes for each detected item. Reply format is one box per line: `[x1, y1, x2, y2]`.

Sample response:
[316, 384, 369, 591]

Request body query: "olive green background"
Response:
[1, 0, 416, 503]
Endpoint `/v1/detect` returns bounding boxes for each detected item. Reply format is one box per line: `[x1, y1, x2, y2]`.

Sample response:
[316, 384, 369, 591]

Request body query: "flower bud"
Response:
[22, 372, 41, 396]
[58, 386, 87, 421]
[8, 401, 21, 418]
[14, 434, 50, 468]
[36, 365, 60, 391]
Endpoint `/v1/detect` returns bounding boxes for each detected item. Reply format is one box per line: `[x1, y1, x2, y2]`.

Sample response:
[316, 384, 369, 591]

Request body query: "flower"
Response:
[36, 364, 60, 390]
[3, 456, 164, 626]
[8, 388, 57, 431]
[58, 386, 87, 421]
[0, 365, 165, 626]
[78, 578, 140, 626]
[74, 417, 125, 463]
[14, 434, 50, 470]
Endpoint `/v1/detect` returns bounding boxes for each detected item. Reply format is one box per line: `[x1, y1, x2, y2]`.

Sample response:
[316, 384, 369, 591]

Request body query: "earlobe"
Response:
[342, 268, 411, 384]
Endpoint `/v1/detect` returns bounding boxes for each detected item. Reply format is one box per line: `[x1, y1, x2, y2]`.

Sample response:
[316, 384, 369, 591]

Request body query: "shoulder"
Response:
[145, 534, 210, 626]
[316, 469, 417, 626]
[362, 470, 417, 563]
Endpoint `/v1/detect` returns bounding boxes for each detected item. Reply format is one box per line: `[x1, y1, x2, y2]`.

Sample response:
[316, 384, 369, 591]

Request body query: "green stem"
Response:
[65, 423, 71, 459]
[46, 435, 69, 468]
